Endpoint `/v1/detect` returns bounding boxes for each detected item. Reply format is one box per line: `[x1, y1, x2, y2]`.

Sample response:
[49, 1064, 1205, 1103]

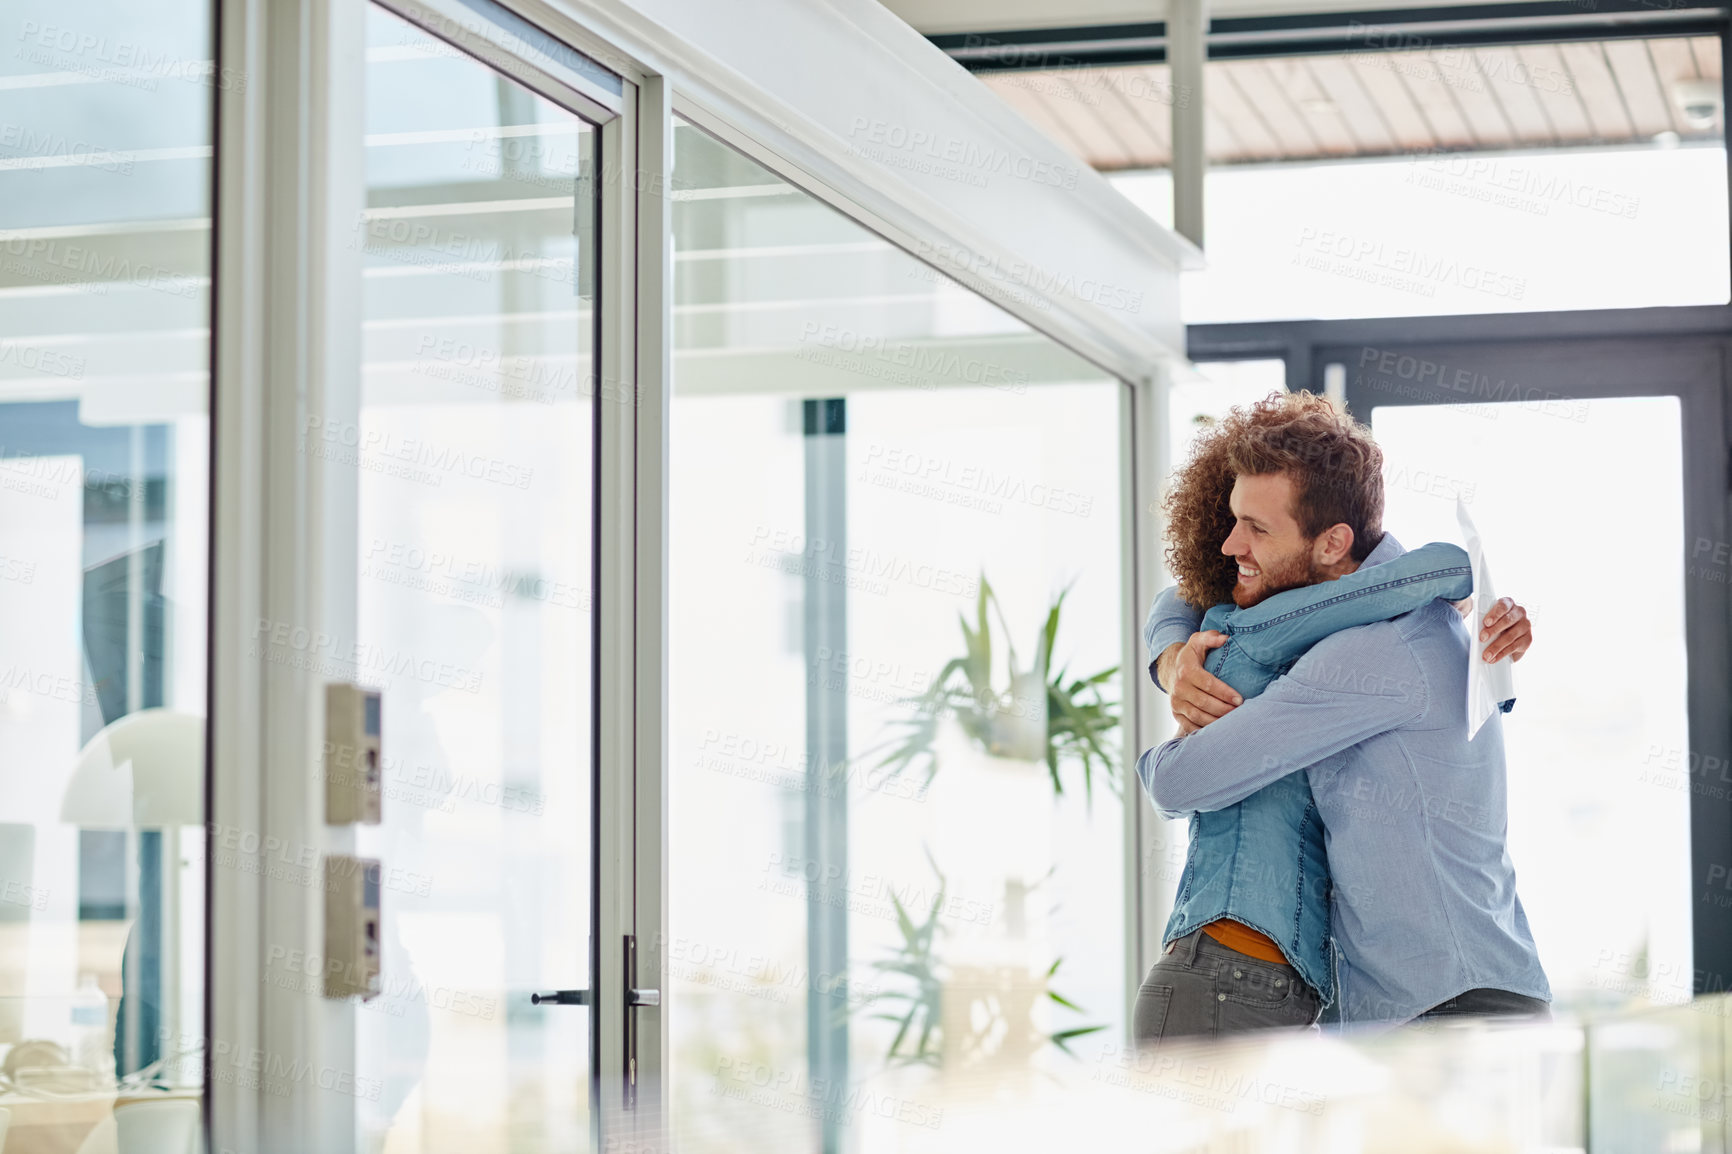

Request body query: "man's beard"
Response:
[1230, 546, 1326, 609]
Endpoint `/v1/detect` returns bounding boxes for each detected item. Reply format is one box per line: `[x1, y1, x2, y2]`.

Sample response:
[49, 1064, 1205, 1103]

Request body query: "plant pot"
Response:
[925, 720, 1054, 972]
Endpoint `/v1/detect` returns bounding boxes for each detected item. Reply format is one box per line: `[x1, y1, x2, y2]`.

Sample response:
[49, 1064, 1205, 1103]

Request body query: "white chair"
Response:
[114, 1099, 198, 1154]
[0, 1104, 11, 1152]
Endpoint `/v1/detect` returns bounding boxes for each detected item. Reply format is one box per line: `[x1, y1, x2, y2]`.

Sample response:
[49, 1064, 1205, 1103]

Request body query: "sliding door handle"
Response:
[530, 989, 590, 1006]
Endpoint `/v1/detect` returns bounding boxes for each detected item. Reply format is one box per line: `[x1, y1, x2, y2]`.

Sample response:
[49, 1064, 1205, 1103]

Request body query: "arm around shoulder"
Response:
[1141, 624, 1428, 814]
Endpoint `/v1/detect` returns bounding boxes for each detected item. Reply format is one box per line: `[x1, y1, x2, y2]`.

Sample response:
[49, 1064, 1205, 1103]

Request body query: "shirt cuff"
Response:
[1146, 627, 1193, 693]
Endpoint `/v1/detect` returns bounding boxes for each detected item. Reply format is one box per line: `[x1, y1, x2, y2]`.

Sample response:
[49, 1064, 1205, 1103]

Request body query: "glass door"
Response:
[345, 7, 617, 1150]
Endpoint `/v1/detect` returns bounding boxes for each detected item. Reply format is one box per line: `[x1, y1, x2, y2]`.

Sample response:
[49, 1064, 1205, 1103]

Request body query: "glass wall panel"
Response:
[668, 120, 1127, 1153]
[0, 0, 214, 1149]
[347, 7, 602, 1151]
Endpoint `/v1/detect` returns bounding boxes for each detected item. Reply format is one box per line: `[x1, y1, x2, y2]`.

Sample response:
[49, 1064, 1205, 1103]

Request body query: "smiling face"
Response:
[1220, 472, 1347, 608]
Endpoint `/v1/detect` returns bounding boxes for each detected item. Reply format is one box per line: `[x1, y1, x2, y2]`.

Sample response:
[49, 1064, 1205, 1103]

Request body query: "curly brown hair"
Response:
[1163, 391, 1385, 609]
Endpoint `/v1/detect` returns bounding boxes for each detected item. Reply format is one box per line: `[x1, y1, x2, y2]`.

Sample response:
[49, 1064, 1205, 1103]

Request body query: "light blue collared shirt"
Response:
[1142, 533, 1550, 1025]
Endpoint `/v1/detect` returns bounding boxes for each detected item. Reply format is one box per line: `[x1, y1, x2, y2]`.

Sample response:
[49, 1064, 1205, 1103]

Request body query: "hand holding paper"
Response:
[1457, 499, 1516, 741]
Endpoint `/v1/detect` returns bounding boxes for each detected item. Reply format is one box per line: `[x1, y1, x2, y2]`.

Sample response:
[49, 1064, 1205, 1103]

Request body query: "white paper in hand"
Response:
[1457, 498, 1515, 741]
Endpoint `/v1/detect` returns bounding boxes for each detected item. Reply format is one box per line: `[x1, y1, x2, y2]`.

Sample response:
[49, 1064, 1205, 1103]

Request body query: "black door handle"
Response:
[530, 989, 590, 1006]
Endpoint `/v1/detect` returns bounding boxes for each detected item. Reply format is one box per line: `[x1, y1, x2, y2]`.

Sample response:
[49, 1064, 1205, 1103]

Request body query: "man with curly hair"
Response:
[1131, 391, 1548, 1045]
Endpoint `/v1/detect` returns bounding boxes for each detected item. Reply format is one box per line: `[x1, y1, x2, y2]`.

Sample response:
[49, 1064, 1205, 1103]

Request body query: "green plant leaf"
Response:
[873, 572, 1124, 801]
[1035, 586, 1067, 679]
[888, 1006, 916, 1057]
[890, 890, 917, 945]
[1048, 1025, 1107, 1056]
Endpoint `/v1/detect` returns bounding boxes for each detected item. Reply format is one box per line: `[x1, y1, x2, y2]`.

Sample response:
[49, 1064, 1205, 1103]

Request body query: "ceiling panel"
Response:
[1471, 46, 1556, 144]
[1516, 42, 1596, 143]
[1205, 63, 1284, 161]
[978, 35, 1723, 170]
[985, 73, 1096, 160]
[1558, 41, 1636, 140]
[1639, 38, 1700, 135]
[1095, 66, 1175, 164]
[1603, 39, 1676, 138]
[1224, 59, 1327, 156]
[1393, 52, 1479, 150]
[1690, 37, 1721, 80]
[1265, 57, 1357, 155]
[1047, 72, 1143, 167]
[1307, 54, 1398, 154]
[1445, 51, 1518, 148]
[1343, 52, 1438, 153]
[1202, 99, 1245, 162]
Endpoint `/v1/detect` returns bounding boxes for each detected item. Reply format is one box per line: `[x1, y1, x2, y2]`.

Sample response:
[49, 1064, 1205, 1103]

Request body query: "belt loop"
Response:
[1179, 925, 1206, 966]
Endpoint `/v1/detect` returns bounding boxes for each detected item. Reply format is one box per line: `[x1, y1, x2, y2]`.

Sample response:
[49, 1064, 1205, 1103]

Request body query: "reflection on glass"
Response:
[351, 6, 599, 1151]
[668, 120, 1126, 1153]
[1372, 398, 1690, 1015]
[0, 0, 213, 1148]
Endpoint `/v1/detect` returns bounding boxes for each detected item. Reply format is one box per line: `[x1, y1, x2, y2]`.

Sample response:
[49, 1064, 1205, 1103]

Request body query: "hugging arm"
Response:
[1138, 543, 1460, 817]
[1142, 543, 1527, 739]
[1144, 583, 1203, 688]
[1215, 542, 1470, 678]
[1138, 630, 1427, 817]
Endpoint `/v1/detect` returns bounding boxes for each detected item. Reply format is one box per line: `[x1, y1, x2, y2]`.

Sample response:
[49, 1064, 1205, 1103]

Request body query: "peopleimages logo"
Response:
[1295, 228, 1527, 301]
[300, 415, 535, 490]
[847, 117, 1079, 190]
[0, 233, 200, 297]
[1354, 346, 1587, 422]
[15, 20, 248, 92]
[0, 338, 87, 380]
[0, 123, 134, 176]
[1405, 151, 1639, 220]
[797, 322, 1029, 393]
[913, 241, 1144, 315]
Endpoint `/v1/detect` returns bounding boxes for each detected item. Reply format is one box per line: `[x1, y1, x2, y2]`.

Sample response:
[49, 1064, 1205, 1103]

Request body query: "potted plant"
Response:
[861, 850, 1104, 1072]
[873, 577, 1120, 802]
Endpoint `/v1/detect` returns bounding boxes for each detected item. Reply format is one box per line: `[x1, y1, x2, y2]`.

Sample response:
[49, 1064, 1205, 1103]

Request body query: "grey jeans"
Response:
[1132, 927, 1323, 1048]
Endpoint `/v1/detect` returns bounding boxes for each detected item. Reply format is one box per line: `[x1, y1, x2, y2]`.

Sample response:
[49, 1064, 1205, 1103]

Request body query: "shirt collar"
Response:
[1361, 530, 1405, 568]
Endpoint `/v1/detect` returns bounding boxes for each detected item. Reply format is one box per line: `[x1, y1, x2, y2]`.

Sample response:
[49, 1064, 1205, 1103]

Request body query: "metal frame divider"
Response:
[630, 72, 675, 1153]
[207, 0, 265, 1145]
[209, 0, 367, 1151]
[1123, 366, 1178, 1027]
[594, 63, 663, 1148]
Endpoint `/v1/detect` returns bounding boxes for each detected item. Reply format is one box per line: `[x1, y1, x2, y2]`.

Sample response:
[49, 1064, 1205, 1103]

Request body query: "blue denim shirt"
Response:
[1137, 539, 1475, 1005]
[1140, 534, 1550, 1025]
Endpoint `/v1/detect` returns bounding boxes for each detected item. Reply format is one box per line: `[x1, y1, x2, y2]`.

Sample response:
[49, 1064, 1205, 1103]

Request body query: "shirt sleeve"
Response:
[1136, 622, 1429, 817]
[1144, 584, 1204, 691]
[1224, 542, 1471, 674]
